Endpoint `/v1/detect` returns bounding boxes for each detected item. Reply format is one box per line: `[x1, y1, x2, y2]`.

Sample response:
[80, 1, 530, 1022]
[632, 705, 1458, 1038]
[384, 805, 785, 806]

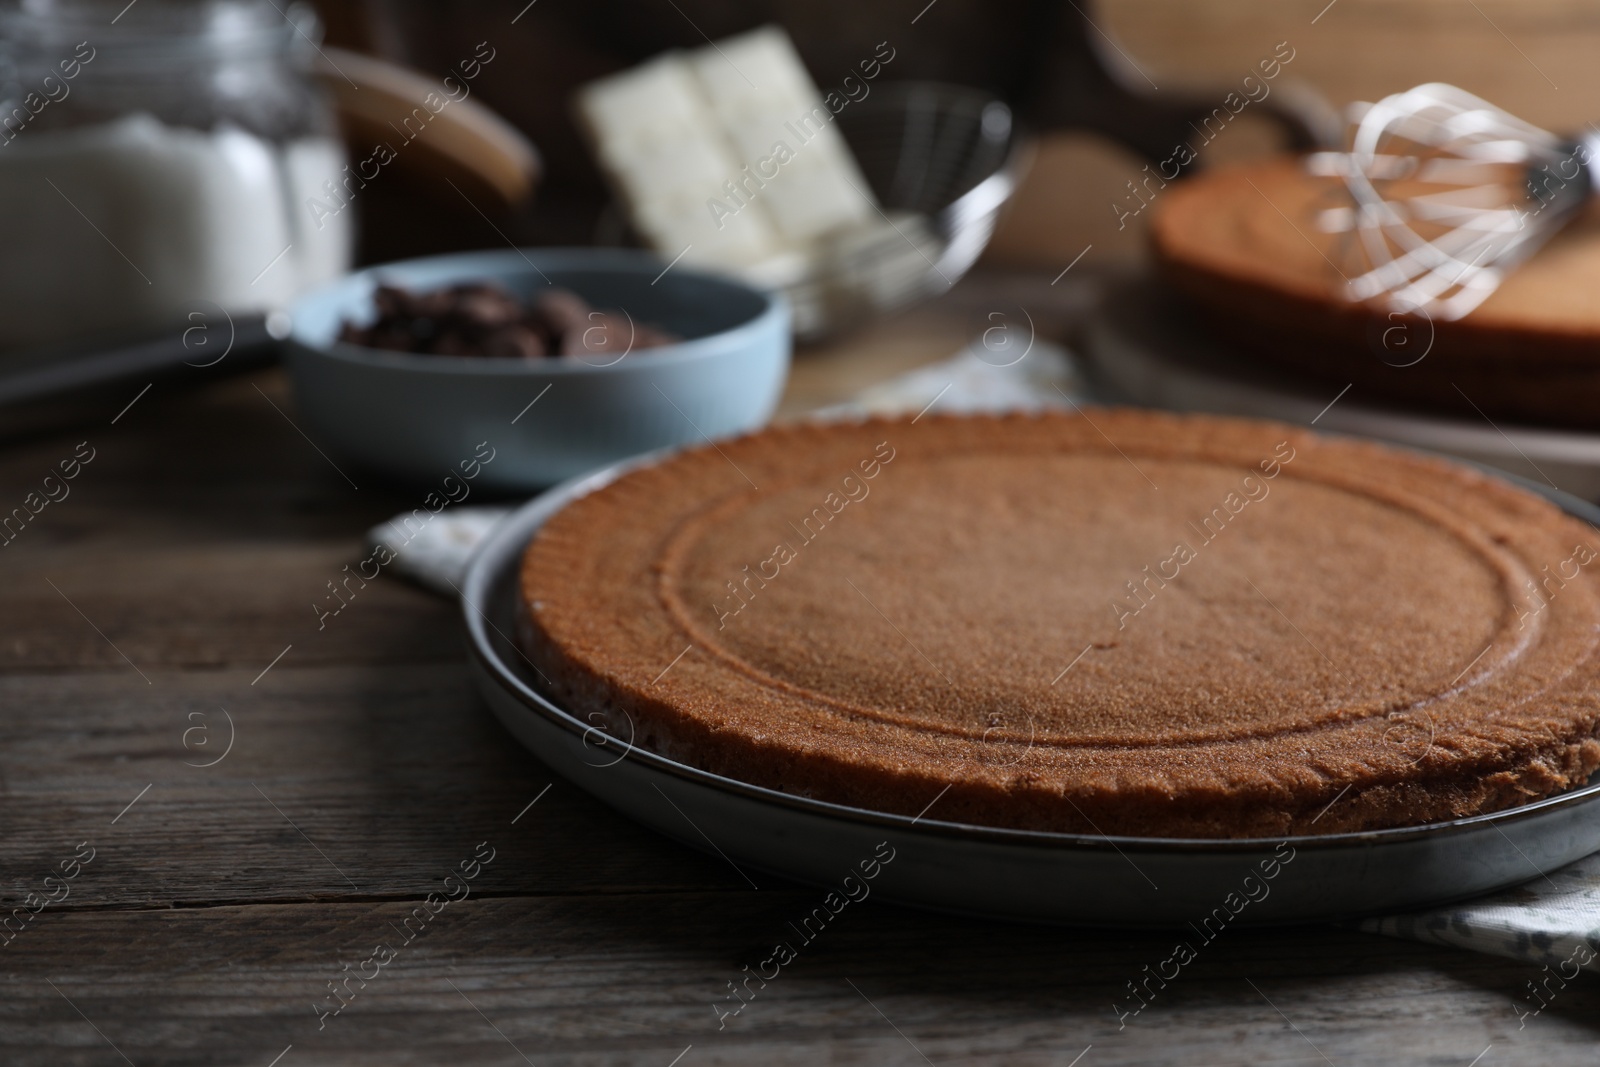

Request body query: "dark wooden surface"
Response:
[4, 273, 1599, 1066]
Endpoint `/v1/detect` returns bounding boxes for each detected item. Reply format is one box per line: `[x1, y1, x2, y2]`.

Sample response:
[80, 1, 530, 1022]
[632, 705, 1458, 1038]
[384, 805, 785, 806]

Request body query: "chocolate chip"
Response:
[340, 283, 678, 359]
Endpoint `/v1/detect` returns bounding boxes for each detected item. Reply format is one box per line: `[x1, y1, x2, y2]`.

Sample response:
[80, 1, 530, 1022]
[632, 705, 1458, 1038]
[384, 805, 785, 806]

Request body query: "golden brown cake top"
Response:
[520, 411, 1600, 837]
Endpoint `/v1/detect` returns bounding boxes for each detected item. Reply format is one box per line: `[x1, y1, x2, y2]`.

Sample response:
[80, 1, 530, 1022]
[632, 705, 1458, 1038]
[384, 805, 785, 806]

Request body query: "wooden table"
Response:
[4, 271, 1597, 1066]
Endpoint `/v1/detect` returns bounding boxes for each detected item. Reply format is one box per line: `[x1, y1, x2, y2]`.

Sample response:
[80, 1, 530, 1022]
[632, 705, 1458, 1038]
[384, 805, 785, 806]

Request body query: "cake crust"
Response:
[519, 410, 1600, 838]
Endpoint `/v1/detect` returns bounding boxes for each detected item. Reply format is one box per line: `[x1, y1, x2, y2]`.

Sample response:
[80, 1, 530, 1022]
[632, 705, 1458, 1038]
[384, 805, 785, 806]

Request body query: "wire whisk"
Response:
[1308, 82, 1599, 321]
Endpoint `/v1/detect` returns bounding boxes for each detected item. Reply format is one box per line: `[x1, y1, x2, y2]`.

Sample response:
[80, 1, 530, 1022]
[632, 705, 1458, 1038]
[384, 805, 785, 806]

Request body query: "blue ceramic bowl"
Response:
[284, 248, 790, 490]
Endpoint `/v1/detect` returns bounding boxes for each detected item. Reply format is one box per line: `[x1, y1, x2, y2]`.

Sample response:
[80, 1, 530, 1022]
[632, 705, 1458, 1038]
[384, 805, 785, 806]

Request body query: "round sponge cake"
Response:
[519, 411, 1600, 837]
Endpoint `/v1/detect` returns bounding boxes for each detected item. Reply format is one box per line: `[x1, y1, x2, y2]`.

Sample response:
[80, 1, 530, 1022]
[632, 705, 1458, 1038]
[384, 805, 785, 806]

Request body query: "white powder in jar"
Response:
[0, 112, 351, 349]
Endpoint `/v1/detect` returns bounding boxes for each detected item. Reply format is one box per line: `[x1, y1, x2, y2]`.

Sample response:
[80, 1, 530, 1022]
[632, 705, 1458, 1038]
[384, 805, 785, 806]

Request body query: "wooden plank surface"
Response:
[5, 897, 1600, 1066]
[2, 273, 1597, 1064]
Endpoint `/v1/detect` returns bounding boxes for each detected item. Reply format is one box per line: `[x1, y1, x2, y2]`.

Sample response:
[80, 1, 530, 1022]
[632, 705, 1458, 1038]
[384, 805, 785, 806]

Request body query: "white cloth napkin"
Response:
[371, 342, 1600, 969]
[1361, 853, 1600, 979]
[370, 506, 515, 597]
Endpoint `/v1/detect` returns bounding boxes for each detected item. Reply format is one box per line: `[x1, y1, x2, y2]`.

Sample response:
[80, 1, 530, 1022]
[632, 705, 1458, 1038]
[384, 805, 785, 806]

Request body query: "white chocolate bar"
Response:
[576, 25, 878, 275]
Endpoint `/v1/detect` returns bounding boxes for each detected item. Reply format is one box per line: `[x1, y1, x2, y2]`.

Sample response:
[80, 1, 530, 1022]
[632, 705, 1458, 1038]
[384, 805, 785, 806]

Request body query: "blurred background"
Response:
[301, 0, 1585, 268]
[3, 0, 1594, 479]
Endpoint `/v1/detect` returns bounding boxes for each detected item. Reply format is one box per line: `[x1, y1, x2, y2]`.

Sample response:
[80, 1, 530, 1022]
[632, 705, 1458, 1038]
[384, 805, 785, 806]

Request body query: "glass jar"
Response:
[0, 0, 352, 349]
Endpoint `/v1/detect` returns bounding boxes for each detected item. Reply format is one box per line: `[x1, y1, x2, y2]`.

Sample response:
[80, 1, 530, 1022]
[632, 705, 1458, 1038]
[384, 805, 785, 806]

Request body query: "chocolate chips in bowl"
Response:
[286, 247, 790, 489]
[339, 282, 681, 362]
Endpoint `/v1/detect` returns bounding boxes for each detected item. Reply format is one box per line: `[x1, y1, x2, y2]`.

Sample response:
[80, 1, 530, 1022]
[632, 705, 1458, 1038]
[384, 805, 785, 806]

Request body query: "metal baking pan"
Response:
[460, 451, 1600, 927]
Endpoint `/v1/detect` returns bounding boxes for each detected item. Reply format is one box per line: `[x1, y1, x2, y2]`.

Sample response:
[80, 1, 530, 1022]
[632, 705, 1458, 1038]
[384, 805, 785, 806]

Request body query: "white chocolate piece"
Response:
[576, 24, 879, 274]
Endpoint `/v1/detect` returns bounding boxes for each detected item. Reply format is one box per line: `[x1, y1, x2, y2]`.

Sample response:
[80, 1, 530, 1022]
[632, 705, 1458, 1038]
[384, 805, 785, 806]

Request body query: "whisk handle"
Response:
[1529, 134, 1600, 218]
[1577, 131, 1600, 199]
